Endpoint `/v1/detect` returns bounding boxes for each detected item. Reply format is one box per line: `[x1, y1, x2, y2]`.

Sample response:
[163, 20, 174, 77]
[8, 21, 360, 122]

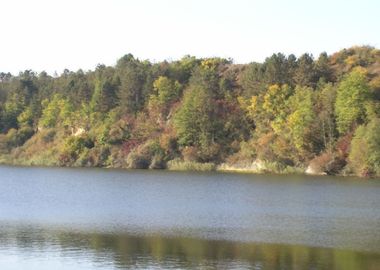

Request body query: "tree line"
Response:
[0, 46, 379, 176]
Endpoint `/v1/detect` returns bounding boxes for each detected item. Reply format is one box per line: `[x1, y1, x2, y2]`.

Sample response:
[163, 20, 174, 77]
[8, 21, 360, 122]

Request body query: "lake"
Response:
[0, 165, 379, 269]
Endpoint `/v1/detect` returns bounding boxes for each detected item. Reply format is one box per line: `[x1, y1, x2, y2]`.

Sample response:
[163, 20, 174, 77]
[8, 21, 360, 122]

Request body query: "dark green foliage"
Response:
[90, 66, 119, 114]
[240, 63, 266, 96]
[116, 54, 148, 113]
[65, 70, 93, 107]
[91, 79, 118, 114]
[315, 52, 335, 83]
[294, 53, 316, 87]
[264, 53, 292, 85]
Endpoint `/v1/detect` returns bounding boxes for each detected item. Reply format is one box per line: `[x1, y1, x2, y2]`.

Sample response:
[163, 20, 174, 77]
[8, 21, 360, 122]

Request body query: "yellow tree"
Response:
[287, 86, 315, 155]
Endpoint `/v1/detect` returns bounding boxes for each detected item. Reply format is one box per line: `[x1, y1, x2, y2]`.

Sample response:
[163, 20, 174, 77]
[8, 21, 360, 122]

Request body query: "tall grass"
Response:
[167, 159, 216, 171]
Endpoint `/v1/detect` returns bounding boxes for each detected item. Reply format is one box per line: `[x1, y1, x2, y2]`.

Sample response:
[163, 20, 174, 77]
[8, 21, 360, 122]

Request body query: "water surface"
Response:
[0, 166, 379, 269]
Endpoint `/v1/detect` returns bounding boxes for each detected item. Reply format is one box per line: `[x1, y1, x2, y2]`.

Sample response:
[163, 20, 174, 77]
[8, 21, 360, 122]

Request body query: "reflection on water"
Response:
[1, 225, 379, 270]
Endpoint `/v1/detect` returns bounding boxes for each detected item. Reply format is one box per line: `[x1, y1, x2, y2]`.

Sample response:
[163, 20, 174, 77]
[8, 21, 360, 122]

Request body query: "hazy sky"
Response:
[1, 0, 379, 75]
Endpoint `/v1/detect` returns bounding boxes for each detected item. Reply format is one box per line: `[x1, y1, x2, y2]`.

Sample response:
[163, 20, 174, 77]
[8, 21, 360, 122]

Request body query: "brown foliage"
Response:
[308, 152, 346, 175]
[335, 132, 353, 158]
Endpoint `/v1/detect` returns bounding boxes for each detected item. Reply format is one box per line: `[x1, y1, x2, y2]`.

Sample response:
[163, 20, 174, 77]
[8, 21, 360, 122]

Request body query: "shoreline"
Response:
[1, 159, 376, 179]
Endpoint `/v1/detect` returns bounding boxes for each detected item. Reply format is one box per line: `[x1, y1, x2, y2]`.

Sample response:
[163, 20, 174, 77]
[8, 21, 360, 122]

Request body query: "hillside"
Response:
[0, 46, 379, 177]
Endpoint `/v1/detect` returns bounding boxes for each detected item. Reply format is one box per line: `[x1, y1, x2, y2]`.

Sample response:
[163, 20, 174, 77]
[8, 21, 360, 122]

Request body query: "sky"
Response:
[0, 0, 379, 75]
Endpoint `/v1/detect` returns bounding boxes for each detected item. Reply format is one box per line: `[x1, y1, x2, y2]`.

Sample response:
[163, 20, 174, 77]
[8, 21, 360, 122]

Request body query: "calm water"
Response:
[0, 166, 379, 269]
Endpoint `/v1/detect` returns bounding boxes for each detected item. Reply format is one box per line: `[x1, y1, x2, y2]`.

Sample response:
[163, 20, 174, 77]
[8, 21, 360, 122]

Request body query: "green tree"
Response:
[294, 53, 316, 87]
[316, 82, 337, 151]
[17, 107, 34, 127]
[262, 84, 293, 132]
[39, 96, 61, 128]
[315, 52, 334, 83]
[335, 68, 370, 134]
[152, 76, 181, 105]
[148, 76, 182, 120]
[90, 78, 118, 114]
[287, 86, 315, 154]
[240, 62, 266, 96]
[62, 70, 93, 108]
[263, 53, 290, 85]
[167, 55, 200, 84]
[39, 95, 74, 128]
[1, 101, 22, 132]
[349, 118, 380, 176]
[16, 70, 39, 105]
[174, 86, 212, 147]
[116, 54, 147, 113]
[174, 66, 224, 161]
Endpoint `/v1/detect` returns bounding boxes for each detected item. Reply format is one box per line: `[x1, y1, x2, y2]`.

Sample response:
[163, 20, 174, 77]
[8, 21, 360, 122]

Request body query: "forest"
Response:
[0, 46, 379, 177]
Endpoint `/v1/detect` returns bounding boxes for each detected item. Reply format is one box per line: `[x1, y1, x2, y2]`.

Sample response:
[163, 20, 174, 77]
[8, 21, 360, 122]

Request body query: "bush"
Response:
[167, 158, 216, 171]
[0, 134, 8, 154]
[75, 146, 110, 167]
[308, 153, 330, 174]
[16, 126, 34, 145]
[106, 147, 128, 168]
[5, 128, 18, 148]
[349, 119, 380, 176]
[58, 136, 94, 166]
[96, 119, 129, 145]
[108, 126, 126, 144]
[159, 132, 178, 157]
[42, 129, 56, 143]
[126, 150, 151, 169]
[126, 139, 165, 169]
[3, 127, 34, 148]
[225, 140, 256, 165]
[149, 154, 166, 169]
[182, 146, 199, 162]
